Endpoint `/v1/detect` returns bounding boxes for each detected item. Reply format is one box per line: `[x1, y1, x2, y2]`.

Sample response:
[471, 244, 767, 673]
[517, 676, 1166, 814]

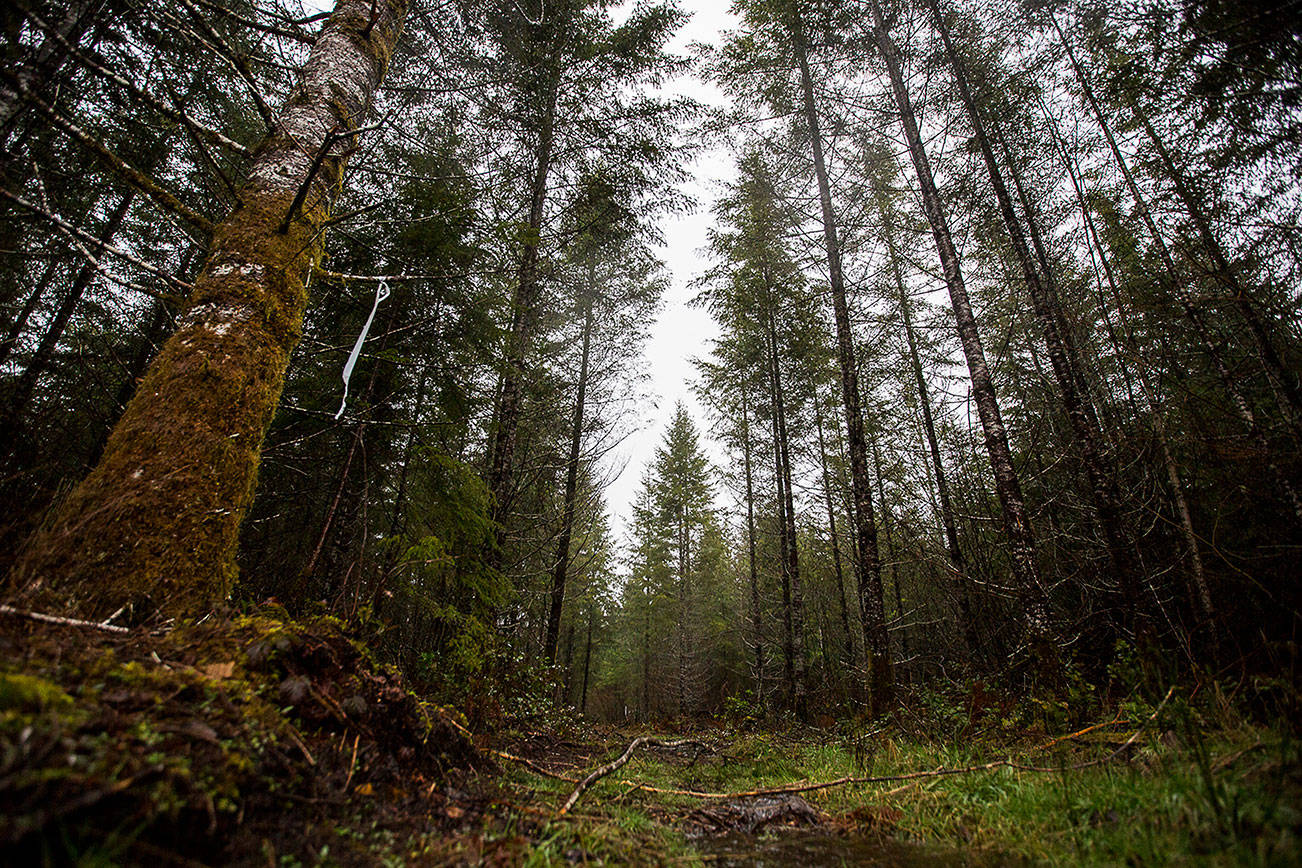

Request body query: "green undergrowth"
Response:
[3, 608, 1297, 866]
[493, 705, 1301, 866]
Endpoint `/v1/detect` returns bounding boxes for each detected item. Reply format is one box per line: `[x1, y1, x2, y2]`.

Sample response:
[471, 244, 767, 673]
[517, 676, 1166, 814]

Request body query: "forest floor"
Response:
[1, 609, 1298, 865]
[469, 714, 1300, 866]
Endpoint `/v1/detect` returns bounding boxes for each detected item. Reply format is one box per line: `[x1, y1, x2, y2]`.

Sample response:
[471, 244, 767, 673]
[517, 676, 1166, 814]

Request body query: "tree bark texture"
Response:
[8, 0, 407, 621]
[544, 289, 594, 663]
[930, 1, 1144, 628]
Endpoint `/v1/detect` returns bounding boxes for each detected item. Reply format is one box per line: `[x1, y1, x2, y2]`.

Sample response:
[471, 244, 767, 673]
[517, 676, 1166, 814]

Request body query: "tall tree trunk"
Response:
[869, 2, 1058, 672]
[766, 308, 795, 709]
[816, 403, 854, 669]
[486, 75, 560, 555]
[789, 11, 894, 715]
[1131, 100, 1302, 432]
[741, 380, 766, 704]
[544, 287, 595, 663]
[768, 305, 806, 719]
[883, 209, 982, 662]
[929, 2, 1144, 631]
[1046, 15, 1302, 522]
[8, 0, 408, 621]
[869, 431, 906, 675]
[1050, 120, 1215, 635]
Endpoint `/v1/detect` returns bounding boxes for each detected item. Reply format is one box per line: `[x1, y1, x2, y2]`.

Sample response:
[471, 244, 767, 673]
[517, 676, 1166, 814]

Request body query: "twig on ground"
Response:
[558, 737, 702, 816]
[1212, 740, 1265, 772]
[606, 688, 1176, 803]
[0, 603, 130, 634]
[1029, 713, 1128, 754]
[491, 748, 581, 783]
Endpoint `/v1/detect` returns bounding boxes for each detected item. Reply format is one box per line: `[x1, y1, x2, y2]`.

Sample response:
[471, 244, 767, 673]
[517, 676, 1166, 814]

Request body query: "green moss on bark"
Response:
[5, 0, 408, 622]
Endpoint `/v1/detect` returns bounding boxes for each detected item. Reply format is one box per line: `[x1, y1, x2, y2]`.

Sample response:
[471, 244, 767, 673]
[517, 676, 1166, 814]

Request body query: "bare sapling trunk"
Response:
[8, 0, 408, 621]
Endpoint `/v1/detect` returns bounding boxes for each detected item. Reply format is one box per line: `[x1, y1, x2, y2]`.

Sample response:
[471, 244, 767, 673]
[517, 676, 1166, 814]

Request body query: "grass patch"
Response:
[489, 715, 1300, 866]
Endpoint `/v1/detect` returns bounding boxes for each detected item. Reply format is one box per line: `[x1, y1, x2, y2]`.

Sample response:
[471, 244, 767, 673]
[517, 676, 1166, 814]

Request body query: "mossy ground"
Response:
[2, 616, 1297, 866]
[0, 606, 479, 865]
[486, 708, 1300, 866]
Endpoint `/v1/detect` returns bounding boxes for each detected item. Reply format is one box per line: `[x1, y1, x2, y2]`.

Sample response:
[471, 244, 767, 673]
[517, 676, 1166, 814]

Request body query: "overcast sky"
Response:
[601, 3, 740, 544]
[305, 0, 740, 544]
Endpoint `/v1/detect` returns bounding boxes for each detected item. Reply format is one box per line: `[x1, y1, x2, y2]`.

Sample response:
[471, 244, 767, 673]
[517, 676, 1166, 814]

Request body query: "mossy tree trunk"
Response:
[8, 0, 407, 622]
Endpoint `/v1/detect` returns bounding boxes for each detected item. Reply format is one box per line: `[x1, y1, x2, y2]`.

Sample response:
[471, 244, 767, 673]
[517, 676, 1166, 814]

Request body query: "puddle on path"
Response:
[696, 831, 1019, 867]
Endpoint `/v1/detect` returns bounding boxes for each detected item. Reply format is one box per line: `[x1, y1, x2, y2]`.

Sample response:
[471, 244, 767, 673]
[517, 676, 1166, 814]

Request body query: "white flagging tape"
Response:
[334, 279, 390, 420]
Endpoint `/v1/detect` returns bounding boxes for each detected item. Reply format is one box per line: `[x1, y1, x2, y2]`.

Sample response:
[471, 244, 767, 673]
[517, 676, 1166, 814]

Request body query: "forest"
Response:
[0, 0, 1299, 863]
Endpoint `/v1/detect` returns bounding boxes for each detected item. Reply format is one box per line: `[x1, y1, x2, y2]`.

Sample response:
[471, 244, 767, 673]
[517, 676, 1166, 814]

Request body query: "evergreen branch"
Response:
[174, 0, 277, 127]
[0, 186, 193, 297]
[22, 8, 252, 158]
[5, 76, 215, 236]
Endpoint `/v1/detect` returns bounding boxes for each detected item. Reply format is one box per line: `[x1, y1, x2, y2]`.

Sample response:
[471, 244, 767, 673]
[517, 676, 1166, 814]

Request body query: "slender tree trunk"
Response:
[1132, 102, 1302, 431]
[8, 0, 408, 621]
[930, 3, 1144, 630]
[816, 404, 854, 668]
[386, 367, 428, 541]
[487, 75, 560, 554]
[790, 11, 894, 715]
[580, 604, 593, 714]
[544, 288, 595, 663]
[869, 2, 1058, 672]
[768, 305, 807, 719]
[0, 258, 59, 368]
[641, 576, 650, 718]
[741, 381, 765, 703]
[868, 431, 906, 676]
[884, 213, 982, 662]
[676, 505, 689, 717]
[767, 310, 795, 709]
[1049, 118, 1216, 633]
